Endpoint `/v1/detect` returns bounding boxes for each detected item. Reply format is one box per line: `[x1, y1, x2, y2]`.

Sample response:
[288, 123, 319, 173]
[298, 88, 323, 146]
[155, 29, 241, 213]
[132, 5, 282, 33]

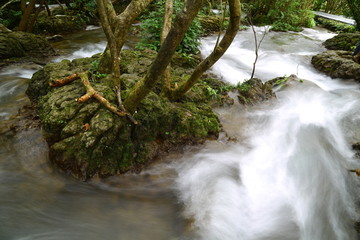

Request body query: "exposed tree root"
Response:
[51, 72, 138, 124]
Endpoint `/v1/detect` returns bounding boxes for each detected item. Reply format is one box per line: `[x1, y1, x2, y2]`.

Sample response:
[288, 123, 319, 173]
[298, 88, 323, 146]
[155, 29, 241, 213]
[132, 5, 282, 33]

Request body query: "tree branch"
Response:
[77, 72, 138, 124]
[49, 73, 80, 87]
[124, 0, 205, 113]
[166, 0, 241, 101]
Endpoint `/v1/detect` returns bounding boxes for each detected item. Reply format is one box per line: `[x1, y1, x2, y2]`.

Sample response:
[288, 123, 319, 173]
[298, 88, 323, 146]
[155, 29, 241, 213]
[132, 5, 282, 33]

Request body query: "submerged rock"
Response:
[311, 50, 360, 81]
[27, 50, 228, 180]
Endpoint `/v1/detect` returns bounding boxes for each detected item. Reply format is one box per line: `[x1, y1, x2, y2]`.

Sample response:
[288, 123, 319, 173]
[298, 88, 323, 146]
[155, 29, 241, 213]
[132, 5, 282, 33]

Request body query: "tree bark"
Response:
[98, 0, 155, 73]
[123, 0, 205, 113]
[161, 0, 173, 92]
[18, 0, 37, 32]
[27, 0, 45, 33]
[166, 0, 241, 100]
[96, 0, 121, 98]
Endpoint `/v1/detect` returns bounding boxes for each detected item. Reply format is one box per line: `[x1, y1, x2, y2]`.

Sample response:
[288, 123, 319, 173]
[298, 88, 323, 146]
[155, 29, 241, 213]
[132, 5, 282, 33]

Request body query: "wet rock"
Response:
[46, 35, 64, 42]
[34, 14, 88, 34]
[32, 7, 92, 34]
[0, 31, 56, 66]
[0, 24, 12, 33]
[323, 33, 360, 51]
[311, 50, 360, 82]
[198, 15, 223, 35]
[27, 50, 227, 180]
[236, 78, 275, 105]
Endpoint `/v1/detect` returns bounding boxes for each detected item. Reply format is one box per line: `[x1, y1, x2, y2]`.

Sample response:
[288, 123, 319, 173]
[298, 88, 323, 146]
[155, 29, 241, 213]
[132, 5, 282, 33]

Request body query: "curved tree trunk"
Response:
[166, 0, 241, 101]
[123, 0, 205, 113]
[98, 0, 154, 73]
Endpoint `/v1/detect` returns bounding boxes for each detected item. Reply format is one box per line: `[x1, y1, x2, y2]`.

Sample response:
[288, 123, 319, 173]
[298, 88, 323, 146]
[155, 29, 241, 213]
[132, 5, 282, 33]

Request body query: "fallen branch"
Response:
[50, 73, 80, 87]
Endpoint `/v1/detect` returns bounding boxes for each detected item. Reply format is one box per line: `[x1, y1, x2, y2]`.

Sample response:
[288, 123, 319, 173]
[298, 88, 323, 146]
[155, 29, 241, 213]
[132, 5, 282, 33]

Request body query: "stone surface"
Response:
[311, 50, 360, 81]
[0, 31, 56, 65]
[323, 33, 360, 51]
[27, 50, 228, 180]
[237, 78, 275, 105]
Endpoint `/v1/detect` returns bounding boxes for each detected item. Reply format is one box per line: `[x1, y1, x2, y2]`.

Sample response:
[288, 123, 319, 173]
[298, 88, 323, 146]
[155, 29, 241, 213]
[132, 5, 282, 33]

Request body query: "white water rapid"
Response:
[175, 27, 360, 240]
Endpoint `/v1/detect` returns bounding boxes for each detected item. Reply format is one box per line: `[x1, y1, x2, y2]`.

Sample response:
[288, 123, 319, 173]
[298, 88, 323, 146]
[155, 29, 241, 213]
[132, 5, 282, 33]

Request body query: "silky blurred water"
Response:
[175, 27, 360, 240]
[0, 26, 359, 240]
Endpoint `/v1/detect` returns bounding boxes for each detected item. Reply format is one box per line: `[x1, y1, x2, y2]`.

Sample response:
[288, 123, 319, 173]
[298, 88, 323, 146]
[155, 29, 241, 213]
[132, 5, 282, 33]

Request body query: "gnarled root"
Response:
[51, 72, 138, 124]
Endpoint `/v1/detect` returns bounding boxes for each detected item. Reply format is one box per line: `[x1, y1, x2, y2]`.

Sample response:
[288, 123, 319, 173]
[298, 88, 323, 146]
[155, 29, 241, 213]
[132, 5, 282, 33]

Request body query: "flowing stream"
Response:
[1, 26, 360, 240]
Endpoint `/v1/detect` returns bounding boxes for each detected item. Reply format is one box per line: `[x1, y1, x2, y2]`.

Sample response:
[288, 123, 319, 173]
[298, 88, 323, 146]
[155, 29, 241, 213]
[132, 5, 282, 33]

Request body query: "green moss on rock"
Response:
[323, 33, 360, 51]
[316, 17, 356, 33]
[0, 31, 55, 60]
[311, 50, 360, 81]
[236, 78, 275, 105]
[28, 50, 228, 180]
[33, 8, 91, 34]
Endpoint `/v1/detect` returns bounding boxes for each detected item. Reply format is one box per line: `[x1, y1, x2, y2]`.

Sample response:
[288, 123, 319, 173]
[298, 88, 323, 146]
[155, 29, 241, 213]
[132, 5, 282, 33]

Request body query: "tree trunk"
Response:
[18, 0, 37, 32]
[123, 0, 205, 113]
[161, 0, 173, 92]
[97, 0, 123, 106]
[166, 0, 241, 100]
[27, 0, 45, 33]
[98, 0, 155, 73]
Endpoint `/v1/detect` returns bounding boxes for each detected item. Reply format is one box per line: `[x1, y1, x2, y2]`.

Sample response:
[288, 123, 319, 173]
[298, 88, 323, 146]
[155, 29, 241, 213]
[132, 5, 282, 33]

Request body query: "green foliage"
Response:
[137, 0, 203, 54]
[206, 86, 218, 99]
[242, 0, 315, 31]
[68, 0, 97, 22]
[236, 81, 252, 92]
[271, 21, 303, 32]
[90, 60, 108, 80]
[0, 9, 22, 28]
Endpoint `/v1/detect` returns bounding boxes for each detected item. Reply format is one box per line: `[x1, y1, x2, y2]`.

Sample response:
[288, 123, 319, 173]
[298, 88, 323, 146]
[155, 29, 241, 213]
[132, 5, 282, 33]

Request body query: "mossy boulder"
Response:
[0, 31, 56, 66]
[236, 78, 275, 105]
[33, 14, 88, 35]
[27, 49, 228, 180]
[316, 17, 356, 33]
[32, 7, 94, 35]
[323, 33, 360, 51]
[0, 32, 56, 68]
[311, 50, 360, 82]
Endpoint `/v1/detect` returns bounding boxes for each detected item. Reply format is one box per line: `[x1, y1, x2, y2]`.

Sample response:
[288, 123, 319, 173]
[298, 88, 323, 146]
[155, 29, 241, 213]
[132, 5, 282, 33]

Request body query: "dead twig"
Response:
[50, 73, 80, 87]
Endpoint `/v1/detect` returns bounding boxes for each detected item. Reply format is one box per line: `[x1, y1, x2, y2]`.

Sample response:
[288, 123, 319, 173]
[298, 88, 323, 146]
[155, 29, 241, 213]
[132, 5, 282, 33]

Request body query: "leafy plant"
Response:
[242, 0, 315, 31]
[137, 0, 203, 54]
[90, 60, 108, 81]
[0, 9, 22, 28]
